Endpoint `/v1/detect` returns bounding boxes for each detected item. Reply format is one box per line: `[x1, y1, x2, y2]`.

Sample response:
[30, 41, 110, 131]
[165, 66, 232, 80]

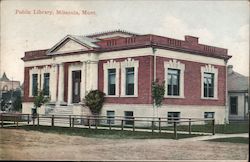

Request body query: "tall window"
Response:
[108, 69, 116, 95]
[32, 74, 38, 96]
[126, 67, 134, 95]
[107, 110, 115, 124]
[230, 96, 238, 115]
[43, 73, 50, 96]
[168, 69, 180, 96]
[204, 73, 214, 98]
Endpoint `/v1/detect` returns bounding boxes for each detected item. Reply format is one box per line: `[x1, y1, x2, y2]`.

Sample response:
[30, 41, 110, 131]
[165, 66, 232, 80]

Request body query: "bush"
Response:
[34, 90, 50, 109]
[152, 79, 165, 107]
[85, 90, 105, 115]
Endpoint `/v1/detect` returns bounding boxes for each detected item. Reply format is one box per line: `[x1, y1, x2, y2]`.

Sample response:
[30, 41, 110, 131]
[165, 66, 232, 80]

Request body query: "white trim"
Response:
[50, 64, 57, 102]
[164, 59, 185, 98]
[103, 60, 120, 97]
[58, 63, 64, 103]
[120, 58, 139, 97]
[29, 67, 40, 97]
[201, 64, 218, 99]
[40, 66, 51, 97]
[24, 48, 226, 67]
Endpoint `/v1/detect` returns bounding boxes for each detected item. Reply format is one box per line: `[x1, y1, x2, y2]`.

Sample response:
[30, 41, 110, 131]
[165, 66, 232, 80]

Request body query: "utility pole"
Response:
[152, 47, 157, 120]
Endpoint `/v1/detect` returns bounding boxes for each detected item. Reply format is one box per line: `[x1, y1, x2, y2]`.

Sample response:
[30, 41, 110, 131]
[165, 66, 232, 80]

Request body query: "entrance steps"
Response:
[38, 104, 90, 126]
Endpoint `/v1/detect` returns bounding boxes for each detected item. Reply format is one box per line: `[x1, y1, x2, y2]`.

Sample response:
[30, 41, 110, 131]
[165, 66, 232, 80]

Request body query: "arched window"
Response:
[2, 85, 8, 91]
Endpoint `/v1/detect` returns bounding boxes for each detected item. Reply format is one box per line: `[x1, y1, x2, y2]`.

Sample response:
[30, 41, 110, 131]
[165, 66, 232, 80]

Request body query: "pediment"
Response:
[47, 35, 97, 55]
[54, 39, 89, 53]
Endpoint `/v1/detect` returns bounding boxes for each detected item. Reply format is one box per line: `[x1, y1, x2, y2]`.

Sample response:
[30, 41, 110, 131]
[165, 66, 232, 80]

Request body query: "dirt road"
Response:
[0, 129, 248, 160]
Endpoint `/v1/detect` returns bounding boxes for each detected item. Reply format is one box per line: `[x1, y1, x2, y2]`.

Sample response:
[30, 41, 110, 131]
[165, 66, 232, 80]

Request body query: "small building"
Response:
[227, 65, 249, 121]
[21, 30, 231, 124]
[0, 72, 20, 92]
[0, 72, 21, 111]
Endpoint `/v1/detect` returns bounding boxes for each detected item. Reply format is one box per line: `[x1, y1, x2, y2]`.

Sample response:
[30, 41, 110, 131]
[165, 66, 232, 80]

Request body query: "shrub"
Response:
[85, 90, 105, 115]
[152, 79, 165, 107]
[34, 90, 50, 109]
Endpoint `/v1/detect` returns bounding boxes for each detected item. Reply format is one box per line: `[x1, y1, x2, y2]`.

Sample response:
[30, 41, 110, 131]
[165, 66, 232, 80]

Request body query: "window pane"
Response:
[32, 74, 38, 96]
[125, 111, 134, 125]
[167, 112, 180, 124]
[126, 68, 134, 95]
[43, 73, 50, 96]
[167, 69, 180, 96]
[230, 97, 238, 115]
[108, 69, 116, 95]
[107, 111, 115, 124]
[204, 112, 214, 118]
[204, 73, 214, 98]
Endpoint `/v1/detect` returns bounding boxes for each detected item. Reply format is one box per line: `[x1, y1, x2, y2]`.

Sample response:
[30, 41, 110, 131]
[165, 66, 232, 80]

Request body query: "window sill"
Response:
[105, 95, 120, 98]
[164, 95, 185, 99]
[120, 95, 138, 98]
[201, 97, 218, 100]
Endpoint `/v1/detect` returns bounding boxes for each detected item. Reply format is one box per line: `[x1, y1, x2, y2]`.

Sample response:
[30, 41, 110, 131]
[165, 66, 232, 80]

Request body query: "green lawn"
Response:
[5, 125, 198, 139]
[163, 122, 249, 134]
[206, 137, 249, 144]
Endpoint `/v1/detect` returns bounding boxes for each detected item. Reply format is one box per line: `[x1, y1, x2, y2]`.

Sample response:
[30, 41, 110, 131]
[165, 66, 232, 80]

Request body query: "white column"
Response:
[67, 66, 72, 105]
[90, 61, 98, 90]
[58, 63, 64, 104]
[50, 64, 57, 103]
[81, 62, 86, 99]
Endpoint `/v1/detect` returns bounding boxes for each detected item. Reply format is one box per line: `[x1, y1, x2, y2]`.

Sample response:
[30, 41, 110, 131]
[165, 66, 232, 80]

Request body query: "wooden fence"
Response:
[0, 113, 215, 139]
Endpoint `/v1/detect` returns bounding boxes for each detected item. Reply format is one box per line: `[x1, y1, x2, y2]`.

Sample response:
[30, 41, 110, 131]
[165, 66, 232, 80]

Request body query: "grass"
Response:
[5, 125, 199, 139]
[163, 122, 249, 134]
[206, 137, 249, 144]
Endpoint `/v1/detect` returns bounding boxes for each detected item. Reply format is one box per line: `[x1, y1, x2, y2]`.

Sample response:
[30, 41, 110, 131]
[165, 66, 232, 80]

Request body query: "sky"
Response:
[0, 0, 249, 83]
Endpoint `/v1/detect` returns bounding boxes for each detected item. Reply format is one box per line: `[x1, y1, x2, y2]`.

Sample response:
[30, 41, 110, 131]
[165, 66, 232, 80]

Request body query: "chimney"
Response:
[227, 65, 233, 74]
[185, 35, 199, 44]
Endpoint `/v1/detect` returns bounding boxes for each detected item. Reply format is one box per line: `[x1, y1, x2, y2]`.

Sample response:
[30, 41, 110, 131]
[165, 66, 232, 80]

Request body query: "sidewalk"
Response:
[180, 133, 249, 141]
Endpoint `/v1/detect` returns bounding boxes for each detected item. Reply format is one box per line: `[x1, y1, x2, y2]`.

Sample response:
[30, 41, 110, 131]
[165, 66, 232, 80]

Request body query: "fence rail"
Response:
[0, 113, 216, 139]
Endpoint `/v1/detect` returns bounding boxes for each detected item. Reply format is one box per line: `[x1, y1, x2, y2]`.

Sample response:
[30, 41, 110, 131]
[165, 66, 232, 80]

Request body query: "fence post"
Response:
[51, 115, 54, 127]
[1, 114, 3, 128]
[27, 114, 30, 124]
[121, 119, 124, 131]
[212, 119, 215, 135]
[188, 118, 191, 135]
[151, 121, 154, 133]
[37, 114, 39, 126]
[16, 115, 19, 127]
[72, 117, 75, 128]
[174, 122, 177, 139]
[32, 116, 35, 126]
[69, 115, 71, 127]
[109, 120, 111, 130]
[95, 118, 98, 129]
[133, 119, 135, 132]
[88, 117, 90, 129]
[158, 118, 161, 133]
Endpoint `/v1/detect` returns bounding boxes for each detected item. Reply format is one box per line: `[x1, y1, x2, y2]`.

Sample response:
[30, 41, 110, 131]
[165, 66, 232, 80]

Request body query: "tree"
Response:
[84, 90, 105, 115]
[33, 90, 50, 114]
[1, 89, 22, 112]
[152, 79, 165, 107]
[12, 89, 22, 112]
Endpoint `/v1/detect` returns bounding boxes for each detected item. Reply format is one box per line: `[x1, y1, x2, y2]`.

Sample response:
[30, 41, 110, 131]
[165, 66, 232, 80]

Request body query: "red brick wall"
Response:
[98, 56, 154, 104]
[98, 56, 226, 106]
[156, 56, 226, 106]
[23, 65, 52, 102]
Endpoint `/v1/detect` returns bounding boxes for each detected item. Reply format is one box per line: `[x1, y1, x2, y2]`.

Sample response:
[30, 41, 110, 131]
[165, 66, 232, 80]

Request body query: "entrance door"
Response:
[72, 70, 81, 103]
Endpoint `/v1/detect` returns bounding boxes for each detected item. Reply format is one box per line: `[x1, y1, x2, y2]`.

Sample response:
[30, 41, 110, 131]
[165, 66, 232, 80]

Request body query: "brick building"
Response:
[22, 30, 231, 124]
